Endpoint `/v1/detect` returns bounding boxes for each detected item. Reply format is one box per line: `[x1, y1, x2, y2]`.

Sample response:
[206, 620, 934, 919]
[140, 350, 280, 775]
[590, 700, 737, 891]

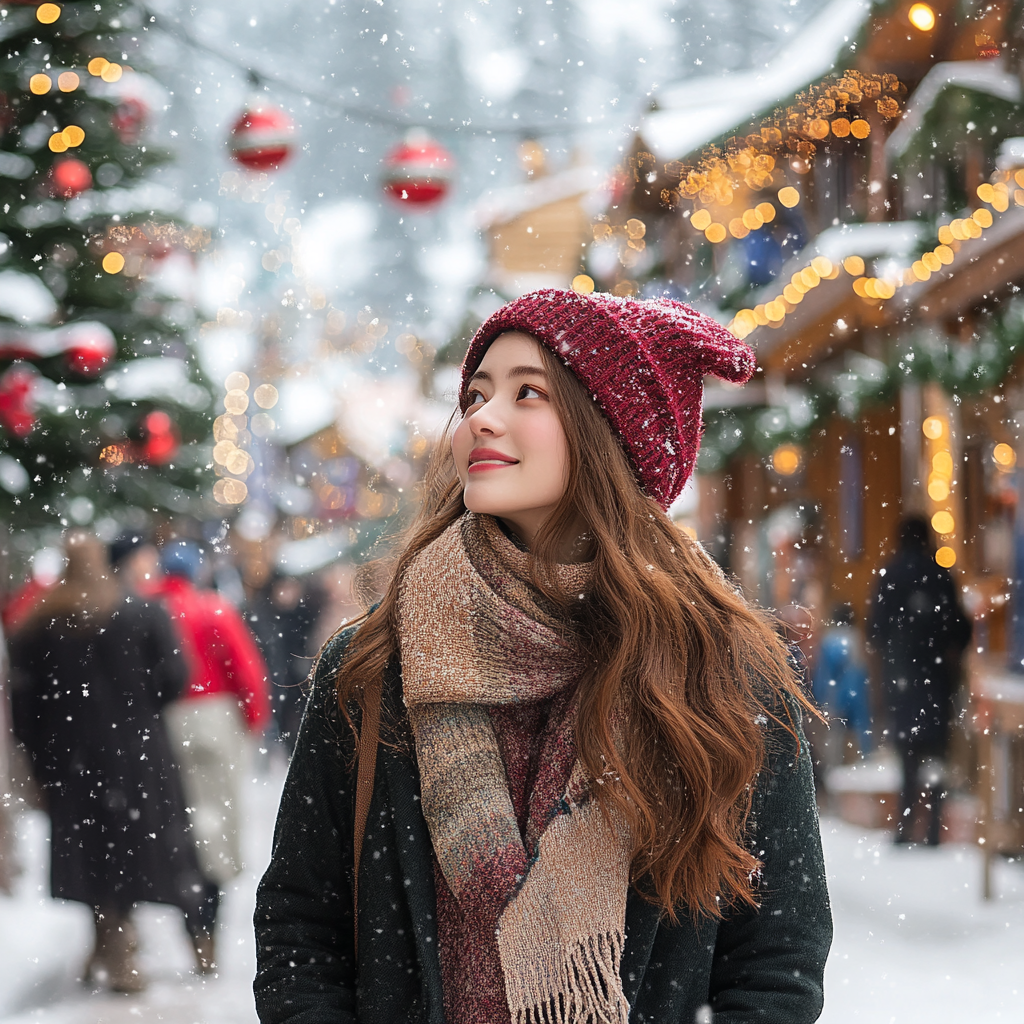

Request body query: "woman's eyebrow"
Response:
[466, 365, 548, 385]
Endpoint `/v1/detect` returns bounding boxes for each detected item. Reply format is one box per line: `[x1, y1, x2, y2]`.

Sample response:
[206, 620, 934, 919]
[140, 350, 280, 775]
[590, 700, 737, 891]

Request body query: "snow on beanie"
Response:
[461, 288, 756, 509]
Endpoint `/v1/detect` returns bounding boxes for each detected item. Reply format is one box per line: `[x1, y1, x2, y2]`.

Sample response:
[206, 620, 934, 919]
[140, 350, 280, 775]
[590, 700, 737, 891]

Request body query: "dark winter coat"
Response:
[9, 596, 205, 914]
[868, 548, 971, 753]
[254, 630, 833, 1023]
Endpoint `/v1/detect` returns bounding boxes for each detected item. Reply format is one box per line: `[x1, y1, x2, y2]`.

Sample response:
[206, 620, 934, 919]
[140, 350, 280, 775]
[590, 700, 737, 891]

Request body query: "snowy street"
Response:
[2, 768, 1022, 1023]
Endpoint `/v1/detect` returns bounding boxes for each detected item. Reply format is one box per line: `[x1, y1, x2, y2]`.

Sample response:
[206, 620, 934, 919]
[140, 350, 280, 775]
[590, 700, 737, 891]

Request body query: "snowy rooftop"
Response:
[640, 0, 871, 162]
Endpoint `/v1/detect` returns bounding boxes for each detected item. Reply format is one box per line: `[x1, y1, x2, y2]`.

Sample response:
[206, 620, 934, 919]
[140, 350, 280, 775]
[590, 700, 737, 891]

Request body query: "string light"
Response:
[36, 3, 61, 24]
[571, 274, 595, 294]
[87, 57, 109, 76]
[908, 3, 936, 32]
[102, 252, 125, 274]
[29, 74, 52, 95]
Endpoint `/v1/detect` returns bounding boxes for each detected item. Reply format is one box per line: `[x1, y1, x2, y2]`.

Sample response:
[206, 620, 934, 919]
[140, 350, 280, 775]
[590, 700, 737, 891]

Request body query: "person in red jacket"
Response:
[147, 540, 270, 973]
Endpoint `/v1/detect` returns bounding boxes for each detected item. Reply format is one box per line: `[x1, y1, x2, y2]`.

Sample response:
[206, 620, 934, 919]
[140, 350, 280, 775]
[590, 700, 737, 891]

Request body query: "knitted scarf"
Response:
[398, 513, 632, 1024]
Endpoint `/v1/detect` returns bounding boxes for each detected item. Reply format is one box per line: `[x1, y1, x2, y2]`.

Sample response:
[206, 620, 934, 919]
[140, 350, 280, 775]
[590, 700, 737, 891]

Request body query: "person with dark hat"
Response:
[254, 290, 832, 1023]
[869, 516, 971, 845]
[8, 532, 205, 992]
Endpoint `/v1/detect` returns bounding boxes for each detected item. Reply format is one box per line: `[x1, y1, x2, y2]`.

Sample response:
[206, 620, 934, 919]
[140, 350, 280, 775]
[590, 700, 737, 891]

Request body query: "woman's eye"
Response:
[464, 390, 485, 408]
[518, 384, 544, 400]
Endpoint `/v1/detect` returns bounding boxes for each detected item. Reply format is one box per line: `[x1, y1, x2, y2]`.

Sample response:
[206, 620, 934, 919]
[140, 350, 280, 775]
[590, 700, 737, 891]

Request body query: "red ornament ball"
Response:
[51, 158, 92, 199]
[382, 131, 454, 207]
[140, 409, 178, 465]
[64, 324, 116, 377]
[229, 105, 295, 172]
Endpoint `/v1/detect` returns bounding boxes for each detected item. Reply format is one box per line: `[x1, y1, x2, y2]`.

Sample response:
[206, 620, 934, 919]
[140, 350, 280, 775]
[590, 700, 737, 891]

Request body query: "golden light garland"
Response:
[728, 192, 1013, 339]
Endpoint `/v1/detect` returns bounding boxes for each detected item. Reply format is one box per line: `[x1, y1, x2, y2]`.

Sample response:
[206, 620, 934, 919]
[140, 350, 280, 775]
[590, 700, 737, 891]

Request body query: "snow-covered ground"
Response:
[0, 752, 286, 1024]
[2, 777, 1022, 1022]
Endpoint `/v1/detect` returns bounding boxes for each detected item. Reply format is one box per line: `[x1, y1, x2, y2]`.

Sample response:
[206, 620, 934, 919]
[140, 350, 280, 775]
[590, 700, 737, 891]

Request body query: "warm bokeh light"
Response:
[87, 57, 110, 77]
[927, 478, 950, 501]
[932, 451, 953, 476]
[214, 478, 248, 505]
[36, 3, 61, 24]
[224, 389, 250, 415]
[57, 72, 80, 92]
[772, 445, 802, 476]
[843, 255, 865, 276]
[977, 183, 996, 203]
[102, 252, 125, 274]
[213, 415, 239, 442]
[705, 223, 727, 243]
[625, 218, 645, 239]
[765, 300, 786, 322]
[849, 120, 871, 139]
[935, 546, 956, 568]
[912, 260, 931, 282]
[922, 416, 946, 440]
[101, 62, 123, 83]
[29, 74, 52, 95]
[729, 217, 749, 239]
[778, 186, 800, 208]
[831, 118, 851, 138]
[783, 284, 803, 304]
[908, 3, 936, 31]
[993, 442, 1017, 468]
[937, 224, 954, 245]
[921, 251, 941, 273]
[61, 125, 85, 147]
[690, 209, 712, 231]
[931, 510, 955, 534]
[972, 207, 993, 229]
[225, 449, 251, 476]
[213, 440, 236, 466]
[254, 384, 279, 409]
[99, 445, 124, 466]
[755, 202, 776, 223]
[811, 256, 833, 277]
[741, 208, 763, 230]
[935, 245, 954, 265]
[47, 133, 67, 153]
[225, 371, 250, 391]
[571, 274, 594, 294]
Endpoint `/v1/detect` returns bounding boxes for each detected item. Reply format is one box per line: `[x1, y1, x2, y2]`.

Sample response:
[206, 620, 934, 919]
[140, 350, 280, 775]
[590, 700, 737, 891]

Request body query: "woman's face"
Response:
[452, 332, 569, 546]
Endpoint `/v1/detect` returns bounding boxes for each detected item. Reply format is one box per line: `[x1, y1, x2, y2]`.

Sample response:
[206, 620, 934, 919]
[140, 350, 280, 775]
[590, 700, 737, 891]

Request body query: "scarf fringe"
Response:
[510, 931, 630, 1024]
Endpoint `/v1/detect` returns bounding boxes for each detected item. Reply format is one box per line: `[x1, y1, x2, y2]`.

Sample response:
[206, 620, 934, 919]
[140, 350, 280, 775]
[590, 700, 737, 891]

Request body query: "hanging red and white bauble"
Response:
[63, 323, 117, 377]
[112, 97, 148, 144]
[381, 131, 454, 207]
[50, 157, 92, 199]
[229, 104, 295, 172]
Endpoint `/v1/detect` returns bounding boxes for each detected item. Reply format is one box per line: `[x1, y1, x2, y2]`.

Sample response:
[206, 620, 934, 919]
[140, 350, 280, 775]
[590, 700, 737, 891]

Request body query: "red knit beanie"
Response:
[461, 289, 755, 509]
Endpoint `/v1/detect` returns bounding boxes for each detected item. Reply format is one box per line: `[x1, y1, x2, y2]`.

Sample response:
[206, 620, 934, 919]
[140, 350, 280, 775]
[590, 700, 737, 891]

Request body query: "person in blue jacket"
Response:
[813, 602, 874, 760]
[254, 289, 832, 1023]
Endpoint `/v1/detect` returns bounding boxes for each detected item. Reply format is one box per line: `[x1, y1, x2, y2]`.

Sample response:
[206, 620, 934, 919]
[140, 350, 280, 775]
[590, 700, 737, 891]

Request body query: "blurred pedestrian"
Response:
[249, 571, 322, 752]
[869, 517, 971, 845]
[7, 532, 204, 992]
[814, 603, 873, 760]
[148, 540, 270, 971]
[109, 529, 161, 593]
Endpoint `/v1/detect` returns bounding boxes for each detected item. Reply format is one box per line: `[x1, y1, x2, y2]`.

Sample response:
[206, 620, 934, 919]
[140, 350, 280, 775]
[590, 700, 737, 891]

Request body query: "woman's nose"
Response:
[469, 401, 506, 437]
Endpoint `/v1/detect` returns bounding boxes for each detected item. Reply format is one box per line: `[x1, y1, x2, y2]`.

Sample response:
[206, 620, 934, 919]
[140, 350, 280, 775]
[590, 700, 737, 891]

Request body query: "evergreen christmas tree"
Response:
[0, 0, 210, 549]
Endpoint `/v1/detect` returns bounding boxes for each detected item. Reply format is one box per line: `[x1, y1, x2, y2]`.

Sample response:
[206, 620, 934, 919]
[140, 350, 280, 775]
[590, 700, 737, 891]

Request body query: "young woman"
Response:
[254, 289, 832, 1024]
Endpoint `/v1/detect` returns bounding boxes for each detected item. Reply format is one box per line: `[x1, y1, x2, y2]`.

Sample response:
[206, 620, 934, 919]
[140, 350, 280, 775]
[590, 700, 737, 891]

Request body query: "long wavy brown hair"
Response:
[334, 339, 810, 920]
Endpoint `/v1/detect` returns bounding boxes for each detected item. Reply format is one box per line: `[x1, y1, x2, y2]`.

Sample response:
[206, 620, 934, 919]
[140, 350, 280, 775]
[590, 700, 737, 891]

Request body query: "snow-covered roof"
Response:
[474, 166, 601, 230]
[640, 0, 872, 162]
[885, 60, 1023, 160]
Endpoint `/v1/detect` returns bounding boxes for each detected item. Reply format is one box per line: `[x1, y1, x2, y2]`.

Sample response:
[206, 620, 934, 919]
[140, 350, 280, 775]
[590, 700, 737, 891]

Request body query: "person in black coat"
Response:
[9, 532, 205, 992]
[868, 517, 972, 845]
[255, 291, 832, 1022]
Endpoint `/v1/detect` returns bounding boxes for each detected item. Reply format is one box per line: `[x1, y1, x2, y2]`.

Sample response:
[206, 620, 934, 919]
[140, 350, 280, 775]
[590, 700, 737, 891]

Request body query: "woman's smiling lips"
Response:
[468, 447, 519, 473]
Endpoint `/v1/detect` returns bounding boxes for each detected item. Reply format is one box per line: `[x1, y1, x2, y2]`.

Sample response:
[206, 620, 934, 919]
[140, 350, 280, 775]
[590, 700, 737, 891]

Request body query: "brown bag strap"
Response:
[352, 675, 382, 958]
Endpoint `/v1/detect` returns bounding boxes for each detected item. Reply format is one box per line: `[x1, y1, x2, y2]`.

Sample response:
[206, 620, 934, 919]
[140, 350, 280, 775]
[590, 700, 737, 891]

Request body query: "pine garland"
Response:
[697, 298, 1024, 471]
